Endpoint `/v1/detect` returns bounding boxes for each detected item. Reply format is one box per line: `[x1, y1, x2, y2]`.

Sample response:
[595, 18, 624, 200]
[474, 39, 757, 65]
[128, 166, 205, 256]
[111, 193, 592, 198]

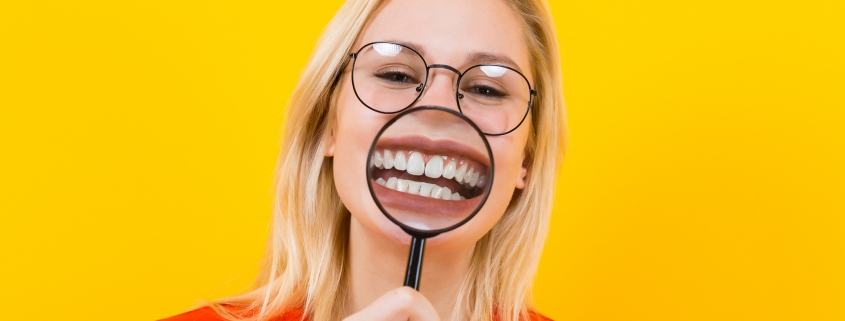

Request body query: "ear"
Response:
[514, 157, 528, 189]
[323, 126, 336, 157]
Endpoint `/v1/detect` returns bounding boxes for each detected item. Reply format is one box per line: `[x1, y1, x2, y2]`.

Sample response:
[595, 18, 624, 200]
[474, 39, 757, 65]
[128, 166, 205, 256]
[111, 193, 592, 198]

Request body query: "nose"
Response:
[412, 65, 461, 111]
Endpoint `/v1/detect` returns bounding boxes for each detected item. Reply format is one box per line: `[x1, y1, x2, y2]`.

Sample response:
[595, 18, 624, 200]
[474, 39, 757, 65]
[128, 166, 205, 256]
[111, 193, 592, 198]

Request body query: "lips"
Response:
[367, 135, 490, 228]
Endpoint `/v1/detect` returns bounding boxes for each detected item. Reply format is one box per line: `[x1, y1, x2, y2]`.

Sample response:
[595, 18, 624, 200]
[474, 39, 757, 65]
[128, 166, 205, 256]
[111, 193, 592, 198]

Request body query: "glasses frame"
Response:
[348, 41, 537, 136]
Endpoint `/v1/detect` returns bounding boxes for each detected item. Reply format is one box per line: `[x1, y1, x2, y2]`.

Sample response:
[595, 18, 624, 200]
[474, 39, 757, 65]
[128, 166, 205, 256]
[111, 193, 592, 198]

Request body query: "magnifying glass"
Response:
[366, 106, 494, 290]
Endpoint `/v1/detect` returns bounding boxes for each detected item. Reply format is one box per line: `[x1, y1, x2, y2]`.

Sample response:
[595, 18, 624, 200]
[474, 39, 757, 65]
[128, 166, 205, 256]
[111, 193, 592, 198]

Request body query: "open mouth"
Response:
[367, 134, 491, 229]
[371, 148, 488, 201]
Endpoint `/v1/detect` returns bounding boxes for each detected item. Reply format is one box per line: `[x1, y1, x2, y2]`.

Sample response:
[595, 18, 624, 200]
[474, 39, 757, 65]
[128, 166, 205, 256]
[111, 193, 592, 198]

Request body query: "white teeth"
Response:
[407, 180, 421, 194]
[430, 185, 443, 199]
[383, 150, 394, 169]
[376, 176, 464, 201]
[371, 149, 483, 191]
[468, 170, 479, 187]
[440, 187, 452, 200]
[373, 151, 383, 168]
[394, 152, 407, 171]
[407, 152, 425, 176]
[455, 163, 468, 183]
[396, 179, 408, 192]
[425, 156, 443, 178]
[419, 182, 433, 197]
[442, 161, 456, 179]
[477, 175, 487, 188]
[469, 172, 478, 187]
[464, 167, 474, 185]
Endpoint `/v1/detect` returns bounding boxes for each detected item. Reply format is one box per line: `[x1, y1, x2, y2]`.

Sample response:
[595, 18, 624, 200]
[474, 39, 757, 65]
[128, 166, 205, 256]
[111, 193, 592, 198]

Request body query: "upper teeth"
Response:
[372, 149, 485, 187]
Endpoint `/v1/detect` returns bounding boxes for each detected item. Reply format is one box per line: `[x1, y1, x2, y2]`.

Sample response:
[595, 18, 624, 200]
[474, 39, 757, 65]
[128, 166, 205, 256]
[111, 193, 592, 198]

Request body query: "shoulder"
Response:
[159, 306, 306, 321]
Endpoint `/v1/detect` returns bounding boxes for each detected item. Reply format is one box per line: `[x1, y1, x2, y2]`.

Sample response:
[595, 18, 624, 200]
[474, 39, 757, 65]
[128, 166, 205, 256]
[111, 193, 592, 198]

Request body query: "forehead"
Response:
[357, 0, 531, 77]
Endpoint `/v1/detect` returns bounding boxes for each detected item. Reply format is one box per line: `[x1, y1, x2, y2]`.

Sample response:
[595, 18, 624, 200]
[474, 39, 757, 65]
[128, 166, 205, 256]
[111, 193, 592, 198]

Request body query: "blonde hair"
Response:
[212, 0, 565, 320]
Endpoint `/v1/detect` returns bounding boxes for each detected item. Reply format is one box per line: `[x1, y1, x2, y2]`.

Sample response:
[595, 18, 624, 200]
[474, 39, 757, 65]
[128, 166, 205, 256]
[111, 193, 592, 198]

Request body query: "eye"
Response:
[374, 70, 419, 85]
[466, 84, 508, 99]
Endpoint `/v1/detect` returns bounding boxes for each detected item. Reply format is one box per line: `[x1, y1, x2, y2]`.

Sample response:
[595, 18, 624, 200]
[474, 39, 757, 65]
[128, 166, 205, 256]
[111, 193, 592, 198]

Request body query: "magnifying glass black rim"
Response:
[365, 106, 495, 239]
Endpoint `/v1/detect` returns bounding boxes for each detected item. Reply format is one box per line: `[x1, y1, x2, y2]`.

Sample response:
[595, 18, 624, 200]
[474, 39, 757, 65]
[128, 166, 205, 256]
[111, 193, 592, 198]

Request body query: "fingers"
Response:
[343, 286, 440, 321]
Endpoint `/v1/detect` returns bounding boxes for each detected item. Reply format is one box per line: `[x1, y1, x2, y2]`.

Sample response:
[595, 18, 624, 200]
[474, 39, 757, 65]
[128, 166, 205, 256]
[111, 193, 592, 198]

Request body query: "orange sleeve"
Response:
[161, 306, 547, 321]
[159, 306, 305, 321]
[159, 307, 227, 321]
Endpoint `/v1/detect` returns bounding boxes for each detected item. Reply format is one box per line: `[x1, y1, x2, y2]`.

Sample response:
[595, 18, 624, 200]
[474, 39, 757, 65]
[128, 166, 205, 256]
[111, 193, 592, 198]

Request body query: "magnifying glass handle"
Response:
[403, 236, 426, 291]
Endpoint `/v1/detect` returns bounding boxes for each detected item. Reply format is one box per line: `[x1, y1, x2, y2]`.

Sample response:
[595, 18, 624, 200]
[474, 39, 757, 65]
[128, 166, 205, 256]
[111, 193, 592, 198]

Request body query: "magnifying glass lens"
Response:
[367, 107, 493, 234]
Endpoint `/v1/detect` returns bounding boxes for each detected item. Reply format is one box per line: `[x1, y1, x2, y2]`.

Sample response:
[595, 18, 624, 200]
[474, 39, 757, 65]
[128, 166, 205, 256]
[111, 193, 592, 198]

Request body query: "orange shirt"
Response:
[160, 306, 553, 321]
[159, 307, 302, 321]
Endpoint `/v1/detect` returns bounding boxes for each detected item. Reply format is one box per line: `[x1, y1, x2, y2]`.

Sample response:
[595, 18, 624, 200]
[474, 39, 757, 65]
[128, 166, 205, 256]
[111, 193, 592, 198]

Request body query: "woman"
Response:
[165, 0, 565, 320]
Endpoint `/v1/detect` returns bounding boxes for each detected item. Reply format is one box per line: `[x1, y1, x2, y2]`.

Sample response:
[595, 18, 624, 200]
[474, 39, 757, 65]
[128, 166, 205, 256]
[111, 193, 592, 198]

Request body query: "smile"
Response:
[370, 149, 488, 201]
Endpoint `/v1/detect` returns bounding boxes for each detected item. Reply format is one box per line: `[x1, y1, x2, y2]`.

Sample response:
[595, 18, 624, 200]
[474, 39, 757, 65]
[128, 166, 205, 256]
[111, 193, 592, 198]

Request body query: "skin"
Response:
[324, 0, 533, 319]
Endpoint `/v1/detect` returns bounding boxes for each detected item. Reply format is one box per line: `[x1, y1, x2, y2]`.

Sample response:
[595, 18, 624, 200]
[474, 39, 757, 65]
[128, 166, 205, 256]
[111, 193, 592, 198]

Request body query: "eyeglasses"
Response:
[348, 42, 536, 136]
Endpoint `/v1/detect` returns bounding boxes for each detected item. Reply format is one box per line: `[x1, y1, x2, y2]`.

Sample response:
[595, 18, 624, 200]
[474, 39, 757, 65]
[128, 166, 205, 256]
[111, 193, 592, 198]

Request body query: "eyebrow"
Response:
[384, 40, 524, 73]
[465, 52, 522, 73]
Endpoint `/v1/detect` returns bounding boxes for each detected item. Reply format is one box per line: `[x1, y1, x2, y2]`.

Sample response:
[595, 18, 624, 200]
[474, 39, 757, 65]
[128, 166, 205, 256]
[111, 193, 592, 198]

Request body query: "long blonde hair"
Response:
[213, 0, 565, 320]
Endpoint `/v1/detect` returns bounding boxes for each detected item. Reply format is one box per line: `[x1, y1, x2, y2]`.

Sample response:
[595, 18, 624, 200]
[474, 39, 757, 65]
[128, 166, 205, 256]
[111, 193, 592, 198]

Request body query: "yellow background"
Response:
[1, 0, 843, 320]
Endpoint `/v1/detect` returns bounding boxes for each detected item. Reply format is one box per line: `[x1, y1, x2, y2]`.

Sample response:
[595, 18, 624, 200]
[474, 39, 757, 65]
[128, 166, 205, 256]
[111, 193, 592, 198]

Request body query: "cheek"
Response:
[478, 138, 526, 220]
[331, 84, 411, 243]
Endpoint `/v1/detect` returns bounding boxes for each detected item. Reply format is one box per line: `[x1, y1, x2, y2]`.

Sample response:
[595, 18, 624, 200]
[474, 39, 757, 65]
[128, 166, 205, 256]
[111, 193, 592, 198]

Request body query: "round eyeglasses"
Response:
[349, 42, 536, 136]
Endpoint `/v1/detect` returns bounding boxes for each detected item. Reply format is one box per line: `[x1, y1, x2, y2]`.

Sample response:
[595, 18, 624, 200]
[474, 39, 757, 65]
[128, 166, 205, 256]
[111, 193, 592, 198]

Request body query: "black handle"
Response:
[403, 236, 426, 290]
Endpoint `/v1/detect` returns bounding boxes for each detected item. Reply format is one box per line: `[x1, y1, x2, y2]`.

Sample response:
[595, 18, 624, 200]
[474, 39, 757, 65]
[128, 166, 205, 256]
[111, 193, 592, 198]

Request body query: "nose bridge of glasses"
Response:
[415, 64, 461, 107]
[428, 64, 462, 76]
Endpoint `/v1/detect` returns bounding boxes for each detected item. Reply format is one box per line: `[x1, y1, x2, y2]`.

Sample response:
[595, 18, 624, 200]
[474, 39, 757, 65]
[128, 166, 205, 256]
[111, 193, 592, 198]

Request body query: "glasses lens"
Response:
[458, 65, 531, 135]
[352, 43, 427, 113]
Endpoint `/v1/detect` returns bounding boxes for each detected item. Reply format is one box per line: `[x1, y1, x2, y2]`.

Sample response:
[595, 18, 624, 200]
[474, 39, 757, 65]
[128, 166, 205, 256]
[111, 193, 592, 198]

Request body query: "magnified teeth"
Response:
[431, 185, 443, 199]
[464, 167, 474, 186]
[425, 156, 443, 178]
[383, 150, 394, 169]
[394, 152, 407, 171]
[373, 151, 383, 168]
[477, 175, 487, 188]
[407, 180, 421, 194]
[377, 176, 467, 201]
[455, 163, 468, 183]
[419, 182, 433, 197]
[441, 187, 452, 200]
[442, 161, 456, 179]
[468, 170, 480, 187]
[396, 179, 408, 192]
[371, 149, 485, 192]
[407, 152, 425, 176]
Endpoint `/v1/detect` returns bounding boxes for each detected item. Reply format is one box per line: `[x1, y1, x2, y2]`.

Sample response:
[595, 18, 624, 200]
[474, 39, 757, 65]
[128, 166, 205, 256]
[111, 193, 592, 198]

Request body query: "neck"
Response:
[344, 218, 474, 321]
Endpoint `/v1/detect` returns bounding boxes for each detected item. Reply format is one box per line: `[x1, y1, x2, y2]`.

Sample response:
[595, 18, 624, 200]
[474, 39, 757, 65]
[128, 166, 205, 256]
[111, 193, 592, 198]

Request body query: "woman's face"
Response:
[327, 0, 533, 248]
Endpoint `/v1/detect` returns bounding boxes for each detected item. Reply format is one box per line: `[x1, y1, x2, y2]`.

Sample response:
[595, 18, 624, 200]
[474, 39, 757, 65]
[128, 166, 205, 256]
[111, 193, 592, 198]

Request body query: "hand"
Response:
[343, 286, 441, 321]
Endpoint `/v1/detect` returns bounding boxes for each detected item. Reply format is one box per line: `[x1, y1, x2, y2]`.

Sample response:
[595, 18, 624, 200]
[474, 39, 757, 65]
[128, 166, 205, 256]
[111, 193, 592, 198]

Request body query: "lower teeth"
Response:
[376, 177, 465, 201]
